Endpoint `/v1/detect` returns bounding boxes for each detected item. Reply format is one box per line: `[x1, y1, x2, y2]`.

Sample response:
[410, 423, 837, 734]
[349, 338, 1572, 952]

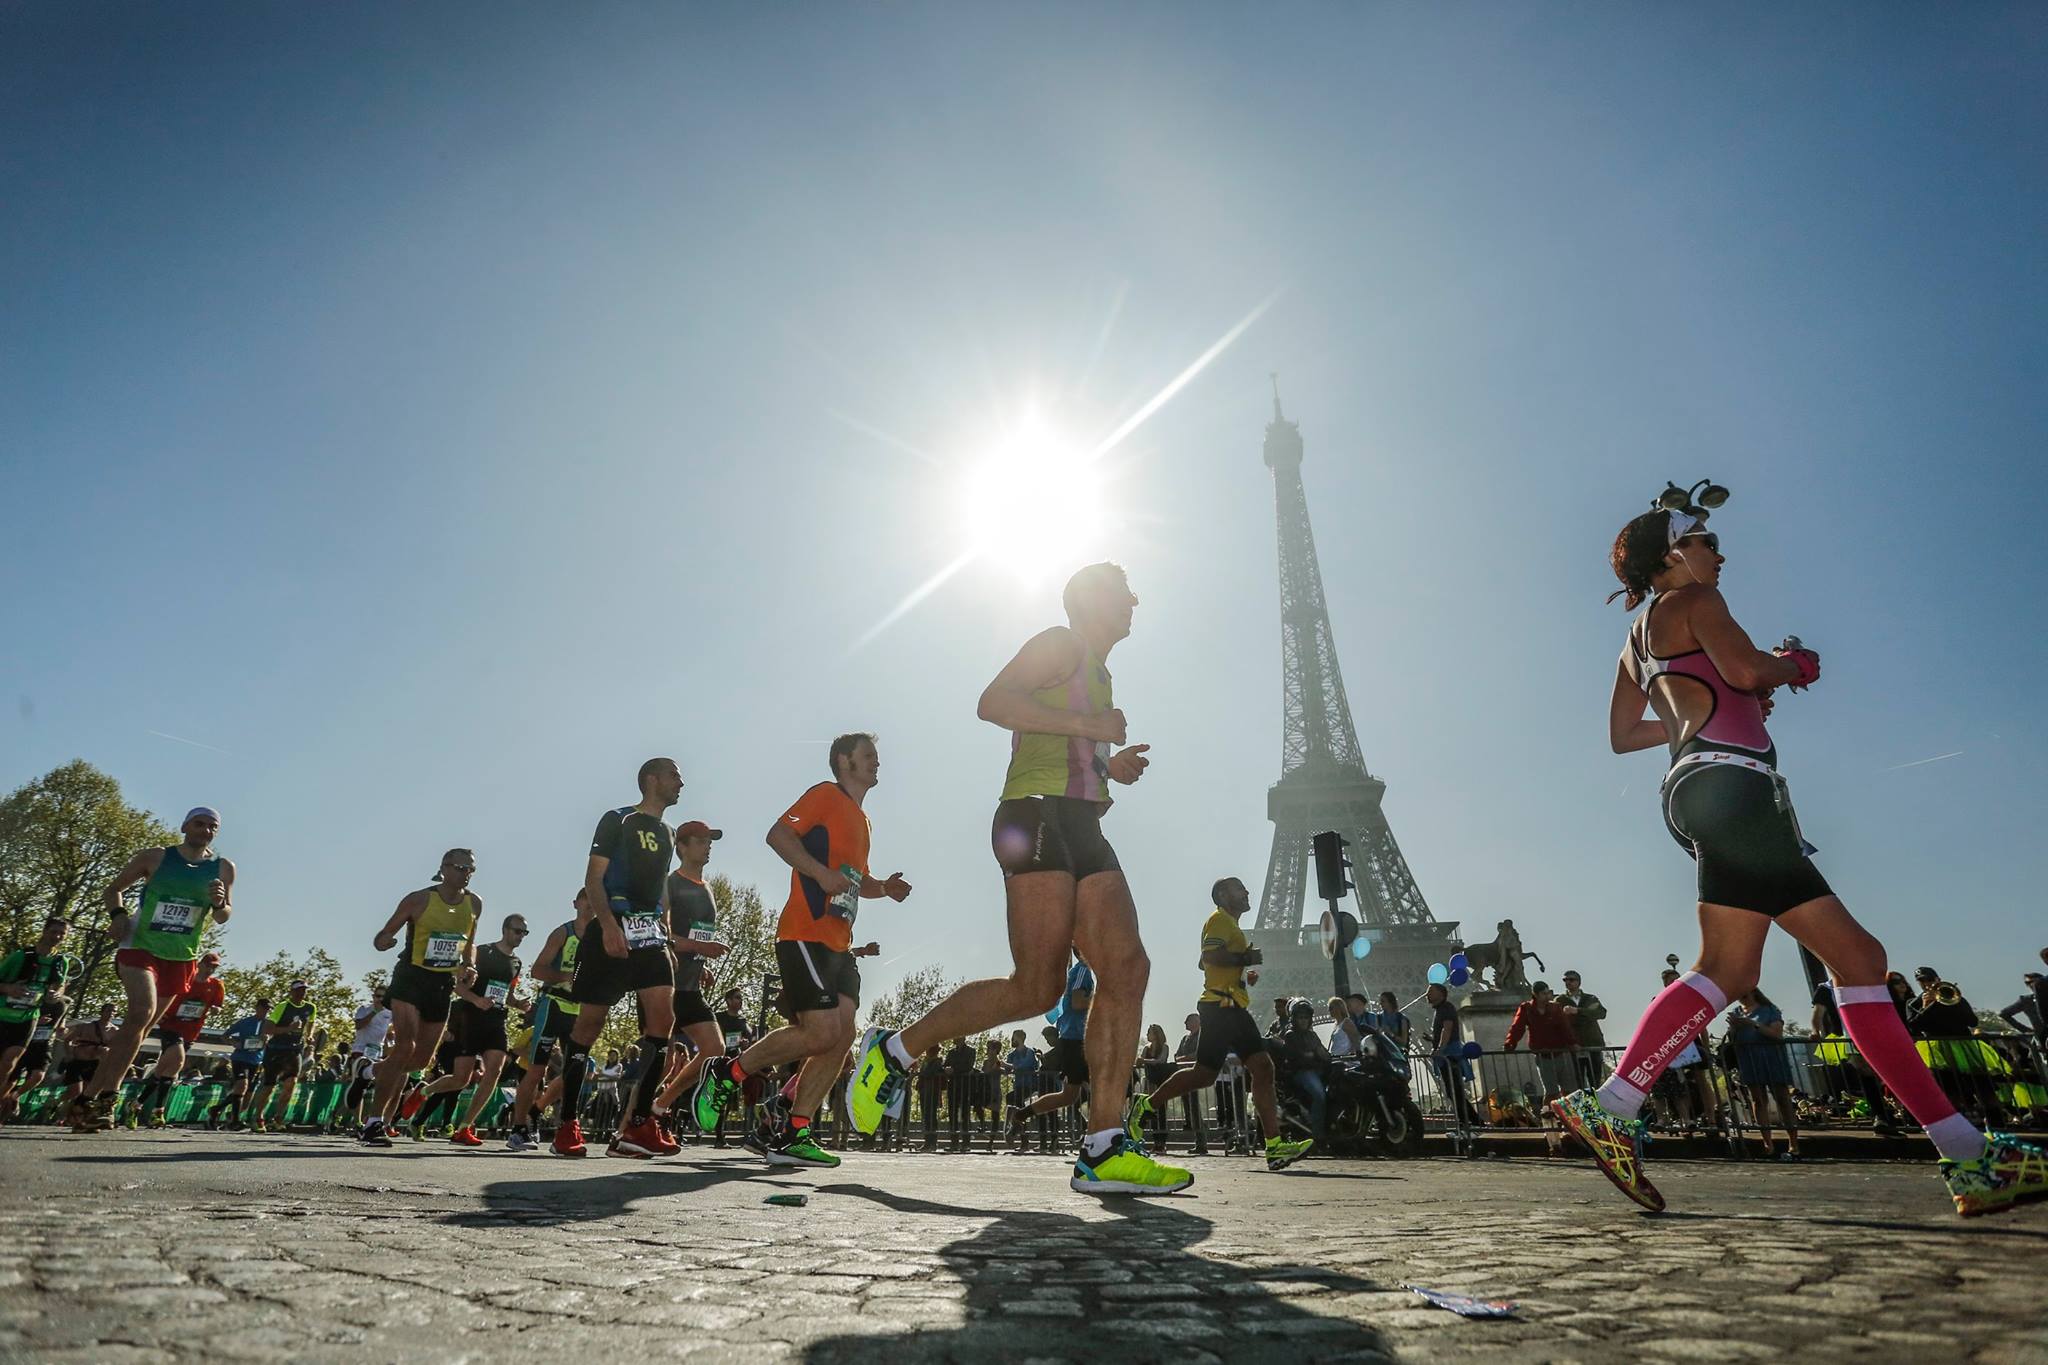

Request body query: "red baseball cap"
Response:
[675, 820, 723, 841]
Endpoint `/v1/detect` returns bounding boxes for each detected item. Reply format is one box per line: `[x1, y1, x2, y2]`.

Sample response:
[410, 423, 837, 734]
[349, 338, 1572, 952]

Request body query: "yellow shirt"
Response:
[1199, 908, 1250, 1008]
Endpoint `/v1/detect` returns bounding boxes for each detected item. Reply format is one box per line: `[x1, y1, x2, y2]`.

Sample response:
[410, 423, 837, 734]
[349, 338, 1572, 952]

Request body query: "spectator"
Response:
[1265, 996, 1291, 1040]
[1326, 997, 1353, 1059]
[1501, 980, 1577, 1104]
[1427, 983, 1479, 1130]
[1884, 973, 1915, 1024]
[1557, 970, 1609, 1089]
[1004, 1029, 1039, 1129]
[1277, 999, 1330, 1139]
[915, 1043, 945, 1150]
[1137, 1024, 1172, 1144]
[978, 1037, 1005, 1141]
[1907, 968, 1976, 1038]
[1729, 989, 1801, 1159]
[944, 1037, 975, 1150]
[1168, 1014, 1206, 1154]
[1998, 975, 2045, 1035]
[1035, 1025, 1065, 1150]
[1374, 992, 1412, 1052]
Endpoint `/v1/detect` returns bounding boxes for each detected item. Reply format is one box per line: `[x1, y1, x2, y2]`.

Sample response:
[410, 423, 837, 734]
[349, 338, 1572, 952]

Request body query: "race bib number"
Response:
[722, 1030, 744, 1050]
[150, 899, 199, 934]
[484, 981, 510, 1007]
[621, 914, 664, 949]
[31, 1025, 52, 1042]
[827, 866, 861, 924]
[423, 933, 465, 968]
[687, 921, 720, 944]
[176, 999, 206, 1021]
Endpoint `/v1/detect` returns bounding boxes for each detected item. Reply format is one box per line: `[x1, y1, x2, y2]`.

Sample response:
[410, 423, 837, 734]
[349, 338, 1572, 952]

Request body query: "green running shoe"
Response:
[1264, 1134, 1313, 1171]
[1550, 1088, 1662, 1213]
[1943, 1132, 2048, 1218]
[766, 1123, 841, 1169]
[1123, 1093, 1153, 1147]
[691, 1056, 742, 1134]
[1071, 1133, 1193, 1196]
[844, 1027, 905, 1136]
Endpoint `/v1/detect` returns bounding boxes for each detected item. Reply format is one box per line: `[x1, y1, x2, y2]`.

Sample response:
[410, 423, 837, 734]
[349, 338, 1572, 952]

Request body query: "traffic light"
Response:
[1312, 831, 1352, 903]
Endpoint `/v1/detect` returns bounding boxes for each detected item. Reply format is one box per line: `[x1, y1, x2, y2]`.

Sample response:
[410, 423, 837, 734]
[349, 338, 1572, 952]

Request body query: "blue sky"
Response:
[4, 4, 2044, 1031]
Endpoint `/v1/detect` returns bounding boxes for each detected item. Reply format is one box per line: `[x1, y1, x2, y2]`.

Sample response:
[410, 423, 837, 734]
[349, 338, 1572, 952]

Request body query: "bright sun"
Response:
[958, 416, 1106, 583]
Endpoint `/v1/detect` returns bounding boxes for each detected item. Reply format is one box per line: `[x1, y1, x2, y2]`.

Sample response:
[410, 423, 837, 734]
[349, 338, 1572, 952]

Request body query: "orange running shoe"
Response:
[612, 1115, 664, 1158]
[1551, 1089, 1664, 1213]
[449, 1126, 483, 1147]
[551, 1119, 587, 1158]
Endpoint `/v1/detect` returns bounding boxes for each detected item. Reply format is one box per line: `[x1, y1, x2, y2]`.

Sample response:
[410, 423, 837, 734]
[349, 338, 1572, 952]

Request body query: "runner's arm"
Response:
[530, 925, 572, 984]
[765, 822, 846, 893]
[210, 858, 236, 924]
[1609, 659, 1667, 754]
[976, 627, 1122, 743]
[1687, 589, 1808, 693]
[583, 856, 625, 938]
[372, 893, 421, 954]
[101, 848, 163, 934]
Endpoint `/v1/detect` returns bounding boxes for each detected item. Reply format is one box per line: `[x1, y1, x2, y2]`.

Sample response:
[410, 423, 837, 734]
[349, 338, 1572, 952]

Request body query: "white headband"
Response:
[1666, 511, 1701, 547]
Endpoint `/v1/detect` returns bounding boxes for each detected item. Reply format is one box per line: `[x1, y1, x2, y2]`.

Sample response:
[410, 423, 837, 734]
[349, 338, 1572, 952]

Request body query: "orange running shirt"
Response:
[774, 781, 871, 953]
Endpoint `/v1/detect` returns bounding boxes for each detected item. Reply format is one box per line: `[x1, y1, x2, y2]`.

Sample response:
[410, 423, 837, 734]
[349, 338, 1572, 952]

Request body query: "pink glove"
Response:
[1774, 646, 1820, 691]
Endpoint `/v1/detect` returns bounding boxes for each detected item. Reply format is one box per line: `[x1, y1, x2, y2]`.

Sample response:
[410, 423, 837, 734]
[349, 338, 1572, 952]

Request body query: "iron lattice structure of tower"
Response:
[1255, 383, 1438, 935]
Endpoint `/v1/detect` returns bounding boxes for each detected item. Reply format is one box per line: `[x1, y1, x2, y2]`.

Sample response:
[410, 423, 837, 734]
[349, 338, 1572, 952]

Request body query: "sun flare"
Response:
[957, 415, 1106, 584]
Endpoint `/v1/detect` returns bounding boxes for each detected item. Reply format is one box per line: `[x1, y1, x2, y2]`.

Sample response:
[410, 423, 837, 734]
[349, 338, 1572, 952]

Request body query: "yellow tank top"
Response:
[404, 888, 478, 972]
[1000, 641, 1114, 804]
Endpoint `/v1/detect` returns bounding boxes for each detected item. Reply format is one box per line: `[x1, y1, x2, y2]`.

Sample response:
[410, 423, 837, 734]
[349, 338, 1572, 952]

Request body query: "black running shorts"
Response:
[776, 939, 861, 1014]
[61, 1058, 97, 1086]
[1663, 763, 1833, 918]
[991, 796, 1121, 880]
[260, 1049, 300, 1084]
[1053, 1037, 1090, 1085]
[19, 1039, 51, 1074]
[449, 1001, 509, 1057]
[570, 921, 672, 1009]
[388, 961, 457, 1025]
[1195, 999, 1269, 1071]
[0, 1016, 31, 1053]
[523, 994, 578, 1066]
[671, 988, 715, 1034]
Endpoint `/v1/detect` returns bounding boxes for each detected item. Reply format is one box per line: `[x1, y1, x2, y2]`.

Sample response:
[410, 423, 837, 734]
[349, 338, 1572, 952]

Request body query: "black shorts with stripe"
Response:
[776, 940, 861, 1015]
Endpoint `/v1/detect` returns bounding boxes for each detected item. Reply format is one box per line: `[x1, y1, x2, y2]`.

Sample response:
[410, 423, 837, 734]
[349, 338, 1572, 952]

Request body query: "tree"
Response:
[863, 964, 961, 1031]
[0, 761, 179, 1013]
[214, 948, 358, 1061]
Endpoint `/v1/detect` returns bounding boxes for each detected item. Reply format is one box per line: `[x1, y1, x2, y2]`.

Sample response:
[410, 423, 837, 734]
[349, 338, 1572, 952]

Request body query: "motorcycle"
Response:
[1308, 1029, 1425, 1157]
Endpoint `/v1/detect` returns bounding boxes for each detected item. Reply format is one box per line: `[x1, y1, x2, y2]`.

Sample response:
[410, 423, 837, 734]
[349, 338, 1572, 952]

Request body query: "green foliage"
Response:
[863, 963, 960, 1031]
[0, 760, 178, 1014]
[214, 948, 359, 1063]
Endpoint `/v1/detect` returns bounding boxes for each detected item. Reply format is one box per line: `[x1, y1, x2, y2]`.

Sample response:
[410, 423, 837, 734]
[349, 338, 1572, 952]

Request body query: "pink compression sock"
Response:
[1595, 971, 1728, 1119]
[1833, 984, 1985, 1161]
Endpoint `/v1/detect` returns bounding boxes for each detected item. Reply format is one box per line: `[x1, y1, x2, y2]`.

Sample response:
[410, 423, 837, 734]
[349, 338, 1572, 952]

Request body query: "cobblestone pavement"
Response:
[1, 1129, 2043, 1364]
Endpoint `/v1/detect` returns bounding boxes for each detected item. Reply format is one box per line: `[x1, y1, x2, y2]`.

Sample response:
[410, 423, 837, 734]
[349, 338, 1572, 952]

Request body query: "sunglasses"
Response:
[1675, 532, 1720, 555]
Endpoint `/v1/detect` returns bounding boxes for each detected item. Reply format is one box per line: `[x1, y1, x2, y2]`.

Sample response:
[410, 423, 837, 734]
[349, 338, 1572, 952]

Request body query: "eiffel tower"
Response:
[1255, 382, 1447, 944]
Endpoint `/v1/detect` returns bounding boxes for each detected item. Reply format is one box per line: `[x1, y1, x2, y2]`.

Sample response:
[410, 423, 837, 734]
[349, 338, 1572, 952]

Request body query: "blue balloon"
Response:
[1462, 1040, 1484, 1060]
[1350, 937, 1372, 960]
[1427, 963, 1449, 986]
[1045, 1009, 1060, 1024]
[1448, 966, 1471, 987]
[1448, 952, 1469, 972]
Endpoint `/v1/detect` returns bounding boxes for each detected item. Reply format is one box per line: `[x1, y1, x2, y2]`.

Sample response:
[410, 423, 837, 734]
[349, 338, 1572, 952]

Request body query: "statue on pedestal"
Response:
[1463, 919, 1545, 995]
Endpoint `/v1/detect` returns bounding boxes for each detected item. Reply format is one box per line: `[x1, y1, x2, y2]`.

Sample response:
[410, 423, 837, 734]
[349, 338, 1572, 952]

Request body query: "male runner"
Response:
[1126, 877, 1313, 1170]
[844, 562, 1188, 1194]
[246, 980, 314, 1131]
[653, 820, 730, 1126]
[1005, 954, 1093, 1145]
[691, 735, 906, 1168]
[207, 996, 269, 1129]
[58, 1004, 116, 1116]
[336, 989, 393, 1134]
[0, 916, 81, 1113]
[73, 807, 235, 1130]
[360, 849, 481, 1147]
[438, 913, 527, 1146]
[506, 893, 588, 1151]
[554, 757, 685, 1159]
[0, 987, 71, 1126]
[133, 951, 225, 1127]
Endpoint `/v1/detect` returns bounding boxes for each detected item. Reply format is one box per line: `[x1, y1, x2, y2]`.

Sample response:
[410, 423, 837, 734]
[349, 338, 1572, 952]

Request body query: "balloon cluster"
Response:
[1427, 953, 1472, 988]
[1350, 935, 1372, 960]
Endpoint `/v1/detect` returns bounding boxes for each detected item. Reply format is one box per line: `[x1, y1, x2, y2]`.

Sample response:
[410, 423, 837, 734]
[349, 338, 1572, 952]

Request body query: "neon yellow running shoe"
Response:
[1551, 1088, 1663, 1213]
[844, 1027, 905, 1136]
[1071, 1133, 1193, 1196]
[1264, 1134, 1313, 1171]
[1943, 1132, 2048, 1218]
[1123, 1093, 1153, 1147]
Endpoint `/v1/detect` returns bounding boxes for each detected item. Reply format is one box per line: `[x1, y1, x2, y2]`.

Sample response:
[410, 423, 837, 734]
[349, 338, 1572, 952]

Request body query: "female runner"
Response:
[1550, 484, 2046, 1217]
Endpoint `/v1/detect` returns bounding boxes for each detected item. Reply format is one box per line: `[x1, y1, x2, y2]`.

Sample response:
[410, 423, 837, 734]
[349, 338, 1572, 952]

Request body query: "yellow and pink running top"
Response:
[1001, 640, 1115, 806]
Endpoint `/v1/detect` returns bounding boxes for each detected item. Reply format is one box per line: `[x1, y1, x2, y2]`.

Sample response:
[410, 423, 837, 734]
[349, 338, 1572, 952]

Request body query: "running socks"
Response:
[1082, 1127, 1123, 1159]
[1596, 970, 1729, 1119]
[1834, 983, 1986, 1161]
[630, 1035, 667, 1120]
[883, 1032, 916, 1070]
[560, 1049, 590, 1122]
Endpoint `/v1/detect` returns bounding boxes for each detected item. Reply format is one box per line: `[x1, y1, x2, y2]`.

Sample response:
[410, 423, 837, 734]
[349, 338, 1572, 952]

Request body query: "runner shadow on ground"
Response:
[440, 1160, 790, 1228]
[802, 1184, 1393, 1365]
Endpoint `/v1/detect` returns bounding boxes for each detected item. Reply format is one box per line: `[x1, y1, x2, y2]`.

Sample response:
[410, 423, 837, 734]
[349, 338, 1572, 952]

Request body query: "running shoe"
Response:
[766, 1123, 841, 1169]
[612, 1116, 667, 1159]
[1123, 1093, 1153, 1147]
[551, 1119, 587, 1158]
[250, 1116, 268, 1135]
[1550, 1089, 1663, 1213]
[1004, 1105, 1028, 1146]
[359, 1120, 393, 1149]
[506, 1129, 536, 1153]
[1264, 1134, 1314, 1171]
[741, 1120, 771, 1158]
[690, 1057, 742, 1134]
[1943, 1132, 2048, 1218]
[450, 1126, 484, 1148]
[1071, 1133, 1193, 1196]
[845, 1027, 905, 1136]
